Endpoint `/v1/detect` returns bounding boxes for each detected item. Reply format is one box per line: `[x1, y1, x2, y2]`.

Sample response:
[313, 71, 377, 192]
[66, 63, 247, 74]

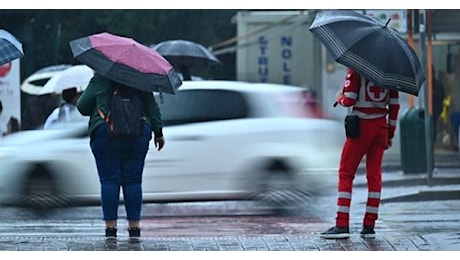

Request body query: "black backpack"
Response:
[98, 82, 145, 138]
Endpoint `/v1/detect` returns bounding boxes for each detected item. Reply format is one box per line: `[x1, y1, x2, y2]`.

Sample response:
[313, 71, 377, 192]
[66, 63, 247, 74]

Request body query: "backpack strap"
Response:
[97, 82, 118, 123]
[97, 107, 108, 122]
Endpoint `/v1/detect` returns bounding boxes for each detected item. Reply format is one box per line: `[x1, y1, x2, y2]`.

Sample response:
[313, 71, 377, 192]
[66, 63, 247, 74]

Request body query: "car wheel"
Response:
[20, 164, 70, 210]
[252, 160, 311, 215]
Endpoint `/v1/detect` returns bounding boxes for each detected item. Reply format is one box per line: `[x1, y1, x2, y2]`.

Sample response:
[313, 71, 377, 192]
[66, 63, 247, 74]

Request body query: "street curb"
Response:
[355, 176, 460, 188]
[380, 190, 460, 203]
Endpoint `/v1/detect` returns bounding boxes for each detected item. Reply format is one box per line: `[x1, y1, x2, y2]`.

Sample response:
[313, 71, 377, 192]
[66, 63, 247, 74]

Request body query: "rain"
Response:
[0, 7, 459, 252]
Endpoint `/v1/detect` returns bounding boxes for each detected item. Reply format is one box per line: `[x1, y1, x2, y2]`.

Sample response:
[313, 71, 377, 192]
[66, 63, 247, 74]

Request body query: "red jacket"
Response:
[337, 68, 400, 139]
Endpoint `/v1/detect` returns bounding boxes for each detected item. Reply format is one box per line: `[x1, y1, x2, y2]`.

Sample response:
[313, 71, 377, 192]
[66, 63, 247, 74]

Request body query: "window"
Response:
[159, 89, 249, 126]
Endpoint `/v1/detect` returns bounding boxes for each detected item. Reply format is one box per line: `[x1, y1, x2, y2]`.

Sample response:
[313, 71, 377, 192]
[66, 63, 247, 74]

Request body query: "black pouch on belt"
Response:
[344, 115, 360, 139]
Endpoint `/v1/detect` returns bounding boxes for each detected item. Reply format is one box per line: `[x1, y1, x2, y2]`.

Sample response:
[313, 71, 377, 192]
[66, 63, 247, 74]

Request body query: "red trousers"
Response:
[335, 117, 388, 228]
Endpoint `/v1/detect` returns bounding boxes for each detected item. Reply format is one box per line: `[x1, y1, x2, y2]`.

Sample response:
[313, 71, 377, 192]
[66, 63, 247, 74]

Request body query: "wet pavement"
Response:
[0, 207, 459, 251]
[0, 150, 459, 251]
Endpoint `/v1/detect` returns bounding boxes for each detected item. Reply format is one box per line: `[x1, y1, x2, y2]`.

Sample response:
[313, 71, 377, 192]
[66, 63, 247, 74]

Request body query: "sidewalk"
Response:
[380, 149, 460, 171]
[359, 148, 460, 201]
[364, 148, 460, 173]
[0, 226, 459, 251]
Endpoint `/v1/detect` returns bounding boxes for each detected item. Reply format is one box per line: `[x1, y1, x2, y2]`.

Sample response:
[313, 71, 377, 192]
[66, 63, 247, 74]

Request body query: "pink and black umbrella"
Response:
[69, 32, 182, 94]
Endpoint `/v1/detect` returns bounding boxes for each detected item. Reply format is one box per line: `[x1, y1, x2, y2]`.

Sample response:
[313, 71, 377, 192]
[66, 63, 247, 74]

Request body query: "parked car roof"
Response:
[178, 80, 309, 93]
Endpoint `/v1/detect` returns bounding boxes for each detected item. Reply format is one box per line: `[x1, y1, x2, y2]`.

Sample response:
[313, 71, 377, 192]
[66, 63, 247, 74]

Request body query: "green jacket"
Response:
[76, 74, 164, 138]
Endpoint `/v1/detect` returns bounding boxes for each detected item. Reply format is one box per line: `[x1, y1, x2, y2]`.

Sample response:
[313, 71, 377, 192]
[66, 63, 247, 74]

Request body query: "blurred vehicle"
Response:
[0, 80, 344, 213]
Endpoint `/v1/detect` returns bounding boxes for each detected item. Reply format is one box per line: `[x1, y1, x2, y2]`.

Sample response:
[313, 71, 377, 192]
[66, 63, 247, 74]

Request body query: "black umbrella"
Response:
[152, 40, 222, 80]
[152, 39, 221, 68]
[309, 10, 425, 96]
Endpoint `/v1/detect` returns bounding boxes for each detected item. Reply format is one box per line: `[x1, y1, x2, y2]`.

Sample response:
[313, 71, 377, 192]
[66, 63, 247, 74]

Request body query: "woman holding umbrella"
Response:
[71, 32, 181, 240]
[77, 73, 165, 241]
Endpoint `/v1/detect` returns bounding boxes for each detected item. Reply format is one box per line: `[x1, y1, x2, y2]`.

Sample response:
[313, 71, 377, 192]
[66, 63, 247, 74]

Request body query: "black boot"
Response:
[105, 227, 117, 240]
[128, 227, 141, 241]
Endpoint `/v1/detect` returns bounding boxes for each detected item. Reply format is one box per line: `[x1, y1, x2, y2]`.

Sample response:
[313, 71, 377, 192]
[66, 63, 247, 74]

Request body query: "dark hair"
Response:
[62, 87, 78, 103]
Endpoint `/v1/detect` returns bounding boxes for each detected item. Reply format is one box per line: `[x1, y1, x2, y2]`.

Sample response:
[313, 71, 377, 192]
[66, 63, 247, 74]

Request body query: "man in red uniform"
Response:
[320, 68, 400, 239]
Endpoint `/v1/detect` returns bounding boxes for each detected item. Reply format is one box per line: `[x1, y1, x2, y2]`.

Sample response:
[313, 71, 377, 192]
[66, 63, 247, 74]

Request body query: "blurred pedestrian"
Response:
[302, 90, 324, 118]
[0, 100, 21, 136]
[5, 116, 20, 135]
[320, 68, 400, 239]
[44, 87, 85, 129]
[451, 111, 460, 151]
[22, 94, 58, 130]
[0, 101, 7, 136]
[177, 56, 191, 81]
[432, 67, 445, 144]
[76, 73, 165, 241]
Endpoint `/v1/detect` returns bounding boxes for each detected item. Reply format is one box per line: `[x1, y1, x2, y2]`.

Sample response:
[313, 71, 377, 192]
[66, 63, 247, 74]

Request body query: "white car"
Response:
[0, 81, 344, 213]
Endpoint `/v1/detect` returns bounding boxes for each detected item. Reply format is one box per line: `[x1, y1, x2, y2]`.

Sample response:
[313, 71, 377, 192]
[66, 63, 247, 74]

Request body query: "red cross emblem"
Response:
[366, 82, 388, 102]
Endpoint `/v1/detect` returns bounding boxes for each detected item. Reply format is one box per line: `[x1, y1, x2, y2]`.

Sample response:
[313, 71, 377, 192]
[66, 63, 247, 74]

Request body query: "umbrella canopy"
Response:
[39, 65, 94, 95]
[69, 32, 182, 94]
[0, 29, 24, 66]
[152, 39, 221, 68]
[309, 10, 425, 96]
[21, 65, 73, 96]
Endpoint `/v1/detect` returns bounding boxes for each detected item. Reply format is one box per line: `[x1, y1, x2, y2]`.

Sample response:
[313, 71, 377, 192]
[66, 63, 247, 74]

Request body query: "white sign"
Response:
[365, 10, 408, 33]
[0, 59, 21, 136]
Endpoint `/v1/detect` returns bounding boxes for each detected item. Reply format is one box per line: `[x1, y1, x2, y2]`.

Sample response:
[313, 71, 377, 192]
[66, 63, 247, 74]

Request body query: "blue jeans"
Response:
[90, 123, 152, 221]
